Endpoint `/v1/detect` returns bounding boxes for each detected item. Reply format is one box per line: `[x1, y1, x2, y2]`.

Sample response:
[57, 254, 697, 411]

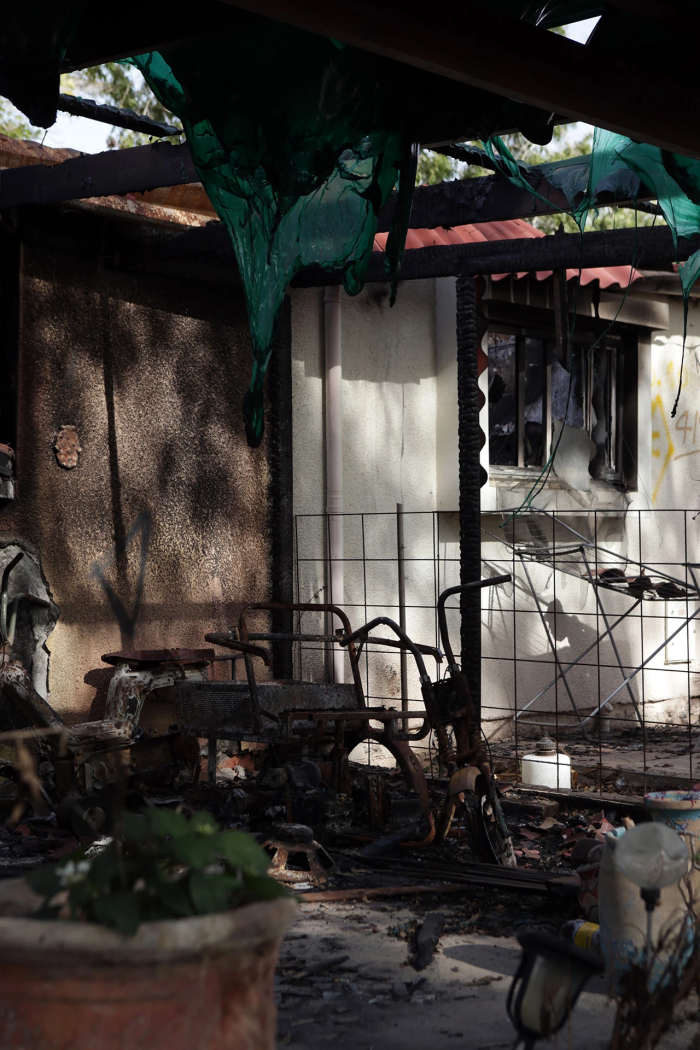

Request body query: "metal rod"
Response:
[574, 604, 700, 726]
[581, 548, 644, 728]
[397, 502, 409, 732]
[519, 556, 591, 739]
[57, 93, 182, 138]
[456, 276, 482, 724]
[207, 737, 217, 784]
[510, 599, 642, 723]
[324, 286, 344, 685]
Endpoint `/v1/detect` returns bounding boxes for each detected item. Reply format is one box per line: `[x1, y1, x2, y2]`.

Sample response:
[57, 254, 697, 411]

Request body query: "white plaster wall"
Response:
[650, 295, 700, 513]
[473, 295, 700, 734]
[290, 282, 700, 747]
[291, 280, 438, 514]
[290, 281, 440, 761]
[436, 278, 459, 511]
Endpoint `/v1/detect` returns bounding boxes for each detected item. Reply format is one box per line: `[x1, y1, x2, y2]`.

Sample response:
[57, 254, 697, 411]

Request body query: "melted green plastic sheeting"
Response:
[486, 129, 700, 286]
[130, 26, 417, 447]
[486, 129, 700, 414]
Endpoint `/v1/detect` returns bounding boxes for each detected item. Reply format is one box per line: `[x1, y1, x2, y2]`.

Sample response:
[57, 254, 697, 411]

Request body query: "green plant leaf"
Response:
[218, 830, 270, 875]
[189, 870, 242, 914]
[27, 864, 62, 898]
[189, 810, 219, 836]
[145, 808, 191, 839]
[23, 810, 283, 935]
[168, 833, 219, 868]
[243, 873, 289, 900]
[153, 875, 195, 918]
[119, 812, 149, 843]
[88, 847, 129, 889]
[91, 891, 142, 935]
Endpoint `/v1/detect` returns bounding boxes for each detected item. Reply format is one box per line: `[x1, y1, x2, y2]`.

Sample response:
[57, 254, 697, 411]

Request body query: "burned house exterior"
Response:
[289, 222, 700, 752]
[3, 131, 698, 758]
[0, 137, 291, 725]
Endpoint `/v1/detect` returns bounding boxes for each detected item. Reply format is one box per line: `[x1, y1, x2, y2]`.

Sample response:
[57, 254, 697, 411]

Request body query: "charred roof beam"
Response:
[11, 202, 691, 286]
[0, 142, 655, 229]
[57, 95, 182, 139]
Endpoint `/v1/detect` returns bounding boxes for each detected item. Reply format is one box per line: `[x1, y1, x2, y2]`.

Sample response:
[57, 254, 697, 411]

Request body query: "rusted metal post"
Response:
[324, 286, 344, 684]
[456, 276, 482, 724]
[207, 737, 217, 784]
[553, 267, 569, 367]
[396, 502, 409, 731]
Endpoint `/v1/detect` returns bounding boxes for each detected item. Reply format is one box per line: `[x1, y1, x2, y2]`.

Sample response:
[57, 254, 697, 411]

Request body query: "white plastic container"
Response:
[598, 827, 699, 992]
[521, 735, 571, 789]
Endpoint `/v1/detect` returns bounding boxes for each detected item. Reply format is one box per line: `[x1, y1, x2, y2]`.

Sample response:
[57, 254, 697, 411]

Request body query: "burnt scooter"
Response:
[340, 575, 516, 867]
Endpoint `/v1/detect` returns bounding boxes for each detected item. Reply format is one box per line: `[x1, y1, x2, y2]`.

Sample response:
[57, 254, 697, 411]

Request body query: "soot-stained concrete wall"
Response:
[0, 243, 272, 721]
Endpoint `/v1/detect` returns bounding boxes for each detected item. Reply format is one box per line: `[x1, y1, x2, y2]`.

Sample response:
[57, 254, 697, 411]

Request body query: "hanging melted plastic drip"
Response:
[128, 30, 417, 448]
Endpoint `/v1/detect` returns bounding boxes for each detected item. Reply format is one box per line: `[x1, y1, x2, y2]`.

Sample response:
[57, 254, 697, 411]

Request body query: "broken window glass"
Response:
[488, 326, 629, 486]
[488, 333, 545, 467]
[488, 333, 518, 466]
[522, 337, 545, 467]
[551, 341, 586, 429]
[589, 336, 623, 481]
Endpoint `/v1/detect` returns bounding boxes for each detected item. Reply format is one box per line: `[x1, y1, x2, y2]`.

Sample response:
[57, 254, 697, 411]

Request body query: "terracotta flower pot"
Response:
[0, 893, 296, 1050]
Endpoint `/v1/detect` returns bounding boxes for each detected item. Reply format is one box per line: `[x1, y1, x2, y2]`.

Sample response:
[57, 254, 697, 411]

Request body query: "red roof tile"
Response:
[374, 217, 640, 289]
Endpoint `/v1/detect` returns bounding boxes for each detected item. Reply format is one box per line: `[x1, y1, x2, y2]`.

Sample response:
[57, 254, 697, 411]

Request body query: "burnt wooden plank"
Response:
[413, 911, 446, 970]
[0, 142, 197, 210]
[296, 226, 697, 285]
[1, 140, 651, 231]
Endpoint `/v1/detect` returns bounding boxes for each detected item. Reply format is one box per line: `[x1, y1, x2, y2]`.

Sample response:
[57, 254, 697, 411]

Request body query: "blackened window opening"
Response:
[488, 332, 546, 469]
[487, 327, 633, 488]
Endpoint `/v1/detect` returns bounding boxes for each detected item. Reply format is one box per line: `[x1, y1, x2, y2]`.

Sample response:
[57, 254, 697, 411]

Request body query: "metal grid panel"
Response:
[294, 507, 700, 793]
[177, 681, 254, 734]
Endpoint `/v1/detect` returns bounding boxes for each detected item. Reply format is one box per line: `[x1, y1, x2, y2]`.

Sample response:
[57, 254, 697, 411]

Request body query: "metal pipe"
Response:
[339, 616, 430, 681]
[573, 604, 700, 728]
[519, 557, 591, 740]
[397, 503, 408, 730]
[437, 577, 512, 670]
[581, 548, 644, 729]
[324, 286, 344, 684]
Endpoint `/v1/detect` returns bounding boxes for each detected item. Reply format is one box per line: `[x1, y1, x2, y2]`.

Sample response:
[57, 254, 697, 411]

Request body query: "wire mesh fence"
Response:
[294, 507, 700, 796]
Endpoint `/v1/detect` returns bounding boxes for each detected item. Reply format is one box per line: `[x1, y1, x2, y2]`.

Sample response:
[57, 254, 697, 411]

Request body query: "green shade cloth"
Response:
[129, 19, 550, 447]
[130, 27, 418, 446]
[485, 130, 700, 413]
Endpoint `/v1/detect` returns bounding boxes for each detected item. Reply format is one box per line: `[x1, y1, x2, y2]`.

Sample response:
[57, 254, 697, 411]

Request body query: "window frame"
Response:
[486, 317, 638, 491]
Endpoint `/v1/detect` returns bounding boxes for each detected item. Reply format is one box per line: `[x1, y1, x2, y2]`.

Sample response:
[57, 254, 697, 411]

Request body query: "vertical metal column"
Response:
[456, 276, 482, 721]
[267, 295, 294, 679]
[324, 286, 344, 684]
[581, 548, 644, 727]
[397, 502, 408, 730]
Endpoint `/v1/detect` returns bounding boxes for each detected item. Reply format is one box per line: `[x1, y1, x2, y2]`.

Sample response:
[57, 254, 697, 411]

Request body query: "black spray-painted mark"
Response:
[90, 512, 152, 644]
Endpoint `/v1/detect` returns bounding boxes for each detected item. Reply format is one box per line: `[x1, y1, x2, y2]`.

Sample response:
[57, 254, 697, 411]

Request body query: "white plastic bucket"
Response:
[521, 737, 571, 790]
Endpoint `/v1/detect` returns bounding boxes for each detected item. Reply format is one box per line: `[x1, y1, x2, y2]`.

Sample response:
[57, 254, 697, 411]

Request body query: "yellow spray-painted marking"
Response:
[651, 393, 675, 504]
